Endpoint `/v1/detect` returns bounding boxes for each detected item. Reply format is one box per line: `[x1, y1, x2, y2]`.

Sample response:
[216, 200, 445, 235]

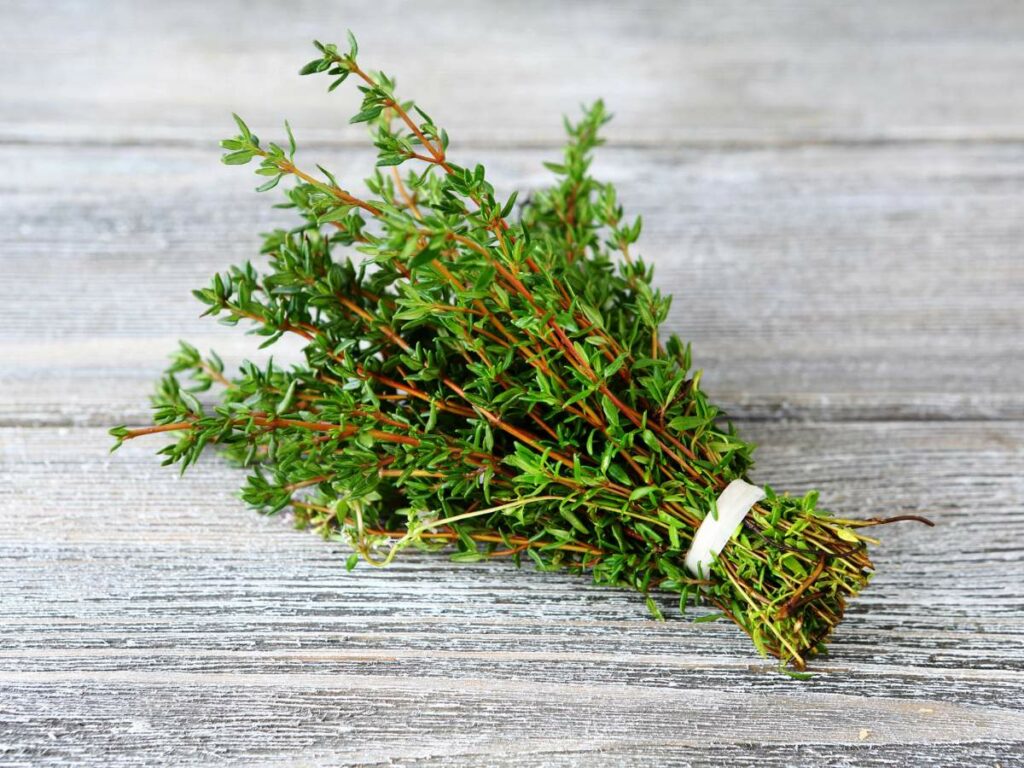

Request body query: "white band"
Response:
[684, 479, 765, 577]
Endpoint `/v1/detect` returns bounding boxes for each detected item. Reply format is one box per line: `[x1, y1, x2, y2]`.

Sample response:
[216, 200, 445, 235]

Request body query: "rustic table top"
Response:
[2, 1, 1023, 765]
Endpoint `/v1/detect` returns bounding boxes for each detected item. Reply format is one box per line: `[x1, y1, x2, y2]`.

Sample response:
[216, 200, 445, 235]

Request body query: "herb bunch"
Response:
[112, 34, 915, 669]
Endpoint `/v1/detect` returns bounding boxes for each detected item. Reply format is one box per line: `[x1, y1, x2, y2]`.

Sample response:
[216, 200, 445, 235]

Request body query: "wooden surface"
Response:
[2, 1, 1023, 765]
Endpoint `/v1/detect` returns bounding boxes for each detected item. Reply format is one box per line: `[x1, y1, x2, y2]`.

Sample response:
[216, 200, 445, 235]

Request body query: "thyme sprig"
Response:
[111, 34, 928, 669]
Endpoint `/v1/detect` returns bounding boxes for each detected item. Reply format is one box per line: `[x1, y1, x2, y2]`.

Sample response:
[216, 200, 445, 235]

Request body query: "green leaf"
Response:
[255, 175, 282, 192]
[694, 612, 724, 623]
[834, 526, 861, 544]
[408, 247, 437, 269]
[645, 595, 665, 621]
[781, 668, 815, 681]
[222, 150, 254, 165]
[448, 548, 486, 563]
[232, 113, 252, 140]
[318, 206, 353, 224]
[607, 463, 630, 485]
[668, 415, 707, 432]
[559, 507, 588, 534]
[284, 120, 297, 158]
[473, 267, 495, 292]
[350, 106, 383, 124]
[628, 485, 657, 503]
[500, 192, 518, 218]
[601, 395, 620, 428]
[275, 379, 297, 415]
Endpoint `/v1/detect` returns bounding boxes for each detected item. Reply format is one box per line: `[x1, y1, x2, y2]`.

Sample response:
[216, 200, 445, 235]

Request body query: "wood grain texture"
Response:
[3, 0, 1024, 764]
[3, 0, 1024, 147]
[3, 142, 1022, 423]
[2, 424, 1024, 767]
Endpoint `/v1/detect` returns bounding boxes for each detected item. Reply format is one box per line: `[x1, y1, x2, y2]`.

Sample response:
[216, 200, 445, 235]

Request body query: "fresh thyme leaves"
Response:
[110, 33, 928, 669]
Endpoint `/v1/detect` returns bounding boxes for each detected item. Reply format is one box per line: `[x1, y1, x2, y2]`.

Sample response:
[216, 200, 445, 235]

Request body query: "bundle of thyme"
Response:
[112, 34, 924, 669]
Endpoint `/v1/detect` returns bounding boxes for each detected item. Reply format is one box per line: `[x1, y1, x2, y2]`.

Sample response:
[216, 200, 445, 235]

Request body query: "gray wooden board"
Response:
[3, 0, 1024, 765]
[3, 142, 1023, 424]
[2, 424, 1024, 766]
[3, 0, 1024, 146]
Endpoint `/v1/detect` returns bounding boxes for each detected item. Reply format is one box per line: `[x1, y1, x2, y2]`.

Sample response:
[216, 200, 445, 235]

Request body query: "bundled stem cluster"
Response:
[112, 34, 922, 669]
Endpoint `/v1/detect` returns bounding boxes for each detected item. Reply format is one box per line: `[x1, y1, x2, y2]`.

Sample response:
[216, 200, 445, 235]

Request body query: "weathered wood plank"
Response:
[3, 0, 1024, 147]
[5, 1, 1024, 763]
[1, 678, 1021, 767]
[2, 423, 1022, 767]
[4, 142, 1022, 423]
